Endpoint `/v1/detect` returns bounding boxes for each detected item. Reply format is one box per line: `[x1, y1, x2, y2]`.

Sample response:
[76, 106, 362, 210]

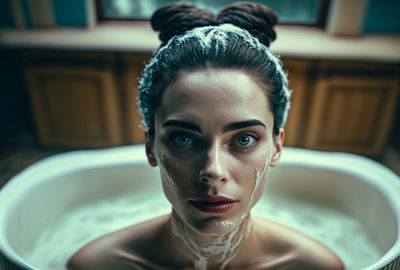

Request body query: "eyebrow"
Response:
[162, 119, 266, 133]
[162, 120, 202, 133]
[223, 119, 266, 133]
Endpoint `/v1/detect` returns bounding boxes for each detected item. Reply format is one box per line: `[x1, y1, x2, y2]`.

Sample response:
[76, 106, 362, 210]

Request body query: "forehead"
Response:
[157, 69, 273, 127]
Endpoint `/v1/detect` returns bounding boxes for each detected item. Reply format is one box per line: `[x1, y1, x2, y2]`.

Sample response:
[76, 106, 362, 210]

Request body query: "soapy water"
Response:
[21, 192, 380, 270]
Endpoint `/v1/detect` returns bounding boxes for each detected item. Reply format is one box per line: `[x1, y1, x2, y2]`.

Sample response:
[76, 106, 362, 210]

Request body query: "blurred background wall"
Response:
[0, 0, 89, 28]
[362, 0, 400, 34]
[0, 0, 399, 32]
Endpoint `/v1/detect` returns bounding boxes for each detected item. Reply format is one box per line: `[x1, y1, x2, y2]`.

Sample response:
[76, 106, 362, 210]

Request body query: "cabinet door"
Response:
[282, 59, 312, 147]
[119, 54, 151, 145]
[25, 67, 122, 147]
[305, 77, 399, 156]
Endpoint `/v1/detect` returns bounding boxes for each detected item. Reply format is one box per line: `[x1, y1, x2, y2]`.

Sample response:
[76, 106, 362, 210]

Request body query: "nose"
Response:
[198, 142, 229, 184]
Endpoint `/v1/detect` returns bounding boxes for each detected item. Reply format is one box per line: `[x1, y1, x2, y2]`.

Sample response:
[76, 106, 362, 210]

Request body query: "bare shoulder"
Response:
[253, 217, 344, 270]
[293, 235, 344, 270]
[66, 238, 128, 270]
[66, 215, 170, 270]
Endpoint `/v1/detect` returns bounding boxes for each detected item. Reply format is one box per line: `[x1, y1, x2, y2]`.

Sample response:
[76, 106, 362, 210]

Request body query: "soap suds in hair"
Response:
[138, 24, 291, 132]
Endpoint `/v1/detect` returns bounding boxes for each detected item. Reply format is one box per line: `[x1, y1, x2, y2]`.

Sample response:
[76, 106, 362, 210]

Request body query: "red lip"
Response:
[189, 196, 238, 213]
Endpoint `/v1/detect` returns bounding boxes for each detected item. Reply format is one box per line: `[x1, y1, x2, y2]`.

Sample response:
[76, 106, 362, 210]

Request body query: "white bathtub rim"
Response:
[280, 148, 400, 270]
[0, 145, 148, 209]
[0, 145, 148, 269]
[0, 145, 399, 270]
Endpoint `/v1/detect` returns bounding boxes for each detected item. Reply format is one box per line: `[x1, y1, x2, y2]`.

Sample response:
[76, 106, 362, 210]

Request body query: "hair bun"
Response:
[151, 2, 216, 46]
[217, 1, 278, 47]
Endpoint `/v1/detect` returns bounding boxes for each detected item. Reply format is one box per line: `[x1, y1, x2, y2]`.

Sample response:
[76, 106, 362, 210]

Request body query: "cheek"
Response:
[156, 153, 180, 201]
[247, 148, 274, 207]
[249, 176, 267, 207]
[156, 152, 195, 200]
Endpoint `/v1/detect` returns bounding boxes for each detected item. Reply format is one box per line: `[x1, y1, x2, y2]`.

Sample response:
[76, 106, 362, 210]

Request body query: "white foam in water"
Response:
[254, 196, 381, 269]
[22, 193, 381, 270]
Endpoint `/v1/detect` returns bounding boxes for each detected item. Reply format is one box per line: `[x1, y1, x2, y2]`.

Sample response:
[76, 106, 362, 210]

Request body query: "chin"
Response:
[185, 213, 244, 236]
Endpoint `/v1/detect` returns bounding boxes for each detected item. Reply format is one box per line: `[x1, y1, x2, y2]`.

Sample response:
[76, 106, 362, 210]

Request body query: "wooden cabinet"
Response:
[118, 54, 150, 145]
[24, 52, 123, 147]
[282, 59, 313, 147]
[22, 51, 400, 156]
[303, 62, 399, 156]
[305, 76, 398, 155]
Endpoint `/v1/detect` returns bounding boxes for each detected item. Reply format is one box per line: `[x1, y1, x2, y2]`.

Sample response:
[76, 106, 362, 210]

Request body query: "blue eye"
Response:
[171, 135, 194, 147]
[234, 134, 257, 149]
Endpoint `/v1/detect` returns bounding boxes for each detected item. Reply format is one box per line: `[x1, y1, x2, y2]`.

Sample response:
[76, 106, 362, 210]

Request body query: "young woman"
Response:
[67, 2, 344, 269]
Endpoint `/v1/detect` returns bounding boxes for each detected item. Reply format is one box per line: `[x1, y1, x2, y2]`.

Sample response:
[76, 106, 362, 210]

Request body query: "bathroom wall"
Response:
[362, 0, 400, 34]
[0, 0, 89, 29]
[1, 0, 400, 34]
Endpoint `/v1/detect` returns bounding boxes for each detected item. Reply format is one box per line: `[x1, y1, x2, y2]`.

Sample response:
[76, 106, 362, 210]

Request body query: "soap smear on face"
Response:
[22, 193, 381, 270]
[249, 150, 272, 207]
[157, 153, 180, 196]
[170, 212, 251, 270]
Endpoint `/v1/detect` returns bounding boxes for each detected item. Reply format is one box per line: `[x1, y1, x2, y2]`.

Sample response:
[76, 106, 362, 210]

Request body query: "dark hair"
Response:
[138, 2, 291, 139]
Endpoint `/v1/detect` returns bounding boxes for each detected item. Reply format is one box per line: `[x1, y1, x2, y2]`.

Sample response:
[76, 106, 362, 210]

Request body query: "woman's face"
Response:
[146, 69, 283, 235]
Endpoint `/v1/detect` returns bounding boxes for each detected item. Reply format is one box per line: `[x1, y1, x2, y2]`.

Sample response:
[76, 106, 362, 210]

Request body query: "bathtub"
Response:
[0, 145, 399, 270]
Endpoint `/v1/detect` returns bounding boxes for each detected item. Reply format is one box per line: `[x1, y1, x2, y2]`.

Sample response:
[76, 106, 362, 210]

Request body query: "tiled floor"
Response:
[1, 134, 399, 190]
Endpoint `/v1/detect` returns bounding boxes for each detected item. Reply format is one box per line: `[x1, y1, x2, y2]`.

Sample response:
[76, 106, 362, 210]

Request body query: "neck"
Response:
[168, 211, 252, 270]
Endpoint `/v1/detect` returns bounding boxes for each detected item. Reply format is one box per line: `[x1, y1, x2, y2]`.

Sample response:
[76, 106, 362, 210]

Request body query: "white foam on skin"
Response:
[252, 164, 267, 202]
[170, 212, 251, 270]
[249, 151, 271, 207]
[157, 153, 180, 196]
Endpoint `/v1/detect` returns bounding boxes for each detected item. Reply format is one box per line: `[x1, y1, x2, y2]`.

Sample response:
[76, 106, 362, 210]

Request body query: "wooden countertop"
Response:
[1, 22, 399, 63]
